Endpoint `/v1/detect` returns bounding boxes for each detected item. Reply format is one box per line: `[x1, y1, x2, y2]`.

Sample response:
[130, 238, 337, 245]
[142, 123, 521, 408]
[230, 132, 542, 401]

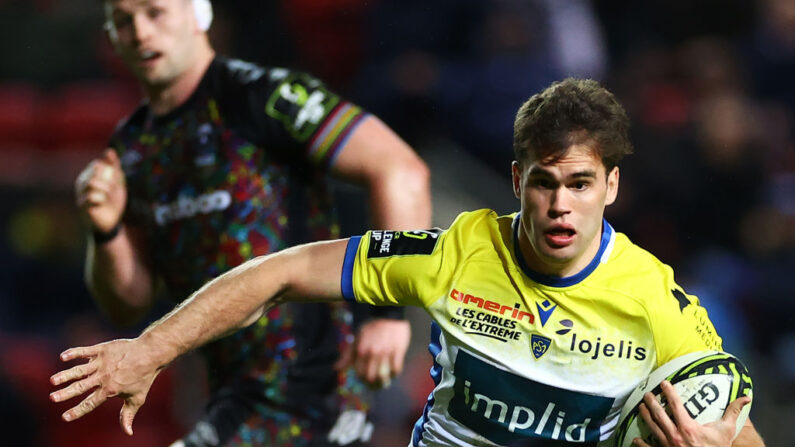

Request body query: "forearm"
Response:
[85, 227, 154, 325]
[733, 421, 764, 447]
[137, 239, 348, 367]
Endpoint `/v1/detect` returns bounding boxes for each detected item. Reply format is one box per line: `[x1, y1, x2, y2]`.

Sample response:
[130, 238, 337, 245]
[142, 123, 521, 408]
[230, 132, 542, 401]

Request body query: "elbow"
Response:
[394, 155, 431, 199]
[374, 155, 432, 227]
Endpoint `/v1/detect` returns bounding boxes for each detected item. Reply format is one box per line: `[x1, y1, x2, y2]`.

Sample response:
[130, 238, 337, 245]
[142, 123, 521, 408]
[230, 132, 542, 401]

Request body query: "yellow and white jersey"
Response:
[341, 209, 722, 446]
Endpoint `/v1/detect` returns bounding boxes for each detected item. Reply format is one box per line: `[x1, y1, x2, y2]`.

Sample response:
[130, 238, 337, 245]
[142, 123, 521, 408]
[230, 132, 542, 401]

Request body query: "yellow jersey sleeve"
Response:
[647, 262, 723, 366]
[341, 228, 454, 308]
[340, 211, 498, 309]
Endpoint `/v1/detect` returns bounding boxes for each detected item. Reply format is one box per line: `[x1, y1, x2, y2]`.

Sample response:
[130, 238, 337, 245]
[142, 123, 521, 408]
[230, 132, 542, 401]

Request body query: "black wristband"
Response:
[352, 303, 406, 331]
[92, 223, 122, 244]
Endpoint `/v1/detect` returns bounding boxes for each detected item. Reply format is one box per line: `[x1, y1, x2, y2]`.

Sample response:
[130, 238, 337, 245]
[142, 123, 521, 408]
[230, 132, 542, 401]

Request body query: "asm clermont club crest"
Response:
[531, 334, 551, 359]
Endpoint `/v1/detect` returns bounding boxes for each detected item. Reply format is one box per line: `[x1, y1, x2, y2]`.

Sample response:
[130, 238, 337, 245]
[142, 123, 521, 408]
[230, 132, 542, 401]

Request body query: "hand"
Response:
[49, 338, 161, 436]
[335, 319, 410, 388]
[75, 148, 127, 233]
[634, 380, 752, 447]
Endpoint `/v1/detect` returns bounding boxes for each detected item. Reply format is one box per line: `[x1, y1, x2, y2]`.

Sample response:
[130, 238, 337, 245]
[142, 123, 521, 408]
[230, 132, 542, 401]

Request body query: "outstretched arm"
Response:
[50, 238, 350, 435]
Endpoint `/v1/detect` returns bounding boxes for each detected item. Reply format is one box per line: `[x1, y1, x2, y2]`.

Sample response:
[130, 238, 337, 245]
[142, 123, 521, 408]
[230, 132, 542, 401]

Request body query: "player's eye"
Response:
[147, 6, 164, 20]
[570, 181, 589, 191]
[529, 178, 555, 189]
[113, 13, 133, 29]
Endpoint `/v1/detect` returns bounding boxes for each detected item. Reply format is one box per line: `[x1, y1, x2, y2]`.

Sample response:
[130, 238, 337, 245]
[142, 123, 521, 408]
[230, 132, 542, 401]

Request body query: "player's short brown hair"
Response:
[513, 78, 633, 171]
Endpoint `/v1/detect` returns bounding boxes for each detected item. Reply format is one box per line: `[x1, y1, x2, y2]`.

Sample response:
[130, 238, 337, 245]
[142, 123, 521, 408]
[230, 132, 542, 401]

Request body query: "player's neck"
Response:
[145, 47, 215, 116]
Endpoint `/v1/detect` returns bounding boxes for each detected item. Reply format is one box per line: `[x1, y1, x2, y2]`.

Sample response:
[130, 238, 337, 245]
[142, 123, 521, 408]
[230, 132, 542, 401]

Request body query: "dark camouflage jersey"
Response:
[110, 58, 370, 424]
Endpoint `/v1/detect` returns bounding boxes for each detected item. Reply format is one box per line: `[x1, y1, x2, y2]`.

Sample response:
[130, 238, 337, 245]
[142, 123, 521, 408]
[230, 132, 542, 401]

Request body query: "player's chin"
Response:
[540, 242, 577, 257]
[538, 251, 574, 269]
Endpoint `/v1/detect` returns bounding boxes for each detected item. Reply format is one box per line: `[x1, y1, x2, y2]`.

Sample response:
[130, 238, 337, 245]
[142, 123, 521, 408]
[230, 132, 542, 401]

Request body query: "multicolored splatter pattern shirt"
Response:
[110, 57, 369, 415]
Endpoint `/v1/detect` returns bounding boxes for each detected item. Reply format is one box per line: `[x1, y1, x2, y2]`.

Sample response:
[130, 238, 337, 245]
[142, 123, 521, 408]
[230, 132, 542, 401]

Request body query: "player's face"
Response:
[105, 0, 200, 87]
[512, 144, 619, 277]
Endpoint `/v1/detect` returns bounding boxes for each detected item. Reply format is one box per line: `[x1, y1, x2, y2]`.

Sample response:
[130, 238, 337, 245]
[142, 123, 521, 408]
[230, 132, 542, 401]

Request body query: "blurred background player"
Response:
[72, 0, 431, 445]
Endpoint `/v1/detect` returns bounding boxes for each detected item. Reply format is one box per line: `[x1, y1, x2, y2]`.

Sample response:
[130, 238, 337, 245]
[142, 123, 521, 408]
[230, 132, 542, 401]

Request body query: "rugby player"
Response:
[55, 78, 764, 446]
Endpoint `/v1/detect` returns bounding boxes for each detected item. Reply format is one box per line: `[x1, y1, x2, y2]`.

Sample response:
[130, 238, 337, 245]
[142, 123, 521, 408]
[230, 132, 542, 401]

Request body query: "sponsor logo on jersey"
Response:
[556, 319, 574, 335]
[447, 288, 533, 342]
[534, 298, 574, 334]
[449, 350, 613, 445]
[536, 299, 557, 327]
[672, 288, 691, 312]
[194, 123, 217, 166]
[450, 289, 533, 323]
[367, 229, 441, 258]
[153, 190, 231, 226]
[531, 334, 551, 359]
[568, 332, 647, 361]
[265, 74, 339, 142]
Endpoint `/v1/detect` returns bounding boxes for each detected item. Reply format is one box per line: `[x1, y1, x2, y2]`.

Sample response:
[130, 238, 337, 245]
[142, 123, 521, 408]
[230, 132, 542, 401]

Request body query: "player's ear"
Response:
[103, 3, 121, 52]
[605, 166, 619, 205]
[104, 25, 119, 51]
[511, 161, 522, 199]
[192, 0, 213, 33]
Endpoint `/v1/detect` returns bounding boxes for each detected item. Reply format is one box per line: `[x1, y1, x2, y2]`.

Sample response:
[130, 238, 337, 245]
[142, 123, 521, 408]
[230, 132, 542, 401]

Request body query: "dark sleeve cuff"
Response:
[352, 303, 406, 330]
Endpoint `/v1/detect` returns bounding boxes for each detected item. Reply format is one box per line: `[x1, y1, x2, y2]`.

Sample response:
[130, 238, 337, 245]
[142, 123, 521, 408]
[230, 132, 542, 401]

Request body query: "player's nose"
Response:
[547, 187, 572, 217]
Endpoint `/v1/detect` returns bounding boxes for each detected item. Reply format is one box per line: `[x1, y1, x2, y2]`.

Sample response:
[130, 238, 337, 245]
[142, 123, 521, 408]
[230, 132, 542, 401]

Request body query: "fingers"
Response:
[360, 350, 379, 384]
[75, 160, 97, 191]
[334, 343, 354, 371]
[638, 401, 668, 445]
[390, 339, 406, 377]
[76, 165, 114, 203]
[59, 345, 100, 362]
[643, 388, 680, 444]
[120, 399, 142, 436]
[722, 395, 752, 426]
[632, 438, 652, 447]
[378, 360, 392, 388]
[62, 389, 108, 422]
[340, 341, 392, 387]
[50, 374, 100, 402]
[103, 148, 121, 168]
[50, 362, 93, 387]
[77, 179, 113, 205]
[353, 348, 386, 386]
[76, 151, 122, 198]
[659, 380, 689, 426]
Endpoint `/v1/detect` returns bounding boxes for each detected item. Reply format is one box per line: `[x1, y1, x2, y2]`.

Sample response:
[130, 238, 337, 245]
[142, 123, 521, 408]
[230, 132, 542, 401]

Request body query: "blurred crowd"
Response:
[0, 0, 792, 446]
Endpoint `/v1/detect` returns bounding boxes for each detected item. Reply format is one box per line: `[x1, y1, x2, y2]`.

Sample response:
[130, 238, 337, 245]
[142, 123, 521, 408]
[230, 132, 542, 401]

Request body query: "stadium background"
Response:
[0, 0, 792, 445]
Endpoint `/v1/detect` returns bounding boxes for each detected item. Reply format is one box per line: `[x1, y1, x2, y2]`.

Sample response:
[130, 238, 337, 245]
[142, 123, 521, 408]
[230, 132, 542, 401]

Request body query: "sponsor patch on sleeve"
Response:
[265, 74, 340, 142]
[367, 229, 442, 258]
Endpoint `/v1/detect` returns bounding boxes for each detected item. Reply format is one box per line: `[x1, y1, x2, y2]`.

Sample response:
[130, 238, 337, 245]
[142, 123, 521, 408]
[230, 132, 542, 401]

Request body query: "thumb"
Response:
[120, 400, 141, 436]
[104, 148, 121, 168]
[334, 342, 354, 371]
[722, 395, 751, 426]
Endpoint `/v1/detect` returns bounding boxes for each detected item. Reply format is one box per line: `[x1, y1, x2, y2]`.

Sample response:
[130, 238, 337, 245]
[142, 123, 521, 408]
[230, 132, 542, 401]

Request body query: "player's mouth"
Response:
[137, 49, 162, 67]
[544, 224, 576, 248]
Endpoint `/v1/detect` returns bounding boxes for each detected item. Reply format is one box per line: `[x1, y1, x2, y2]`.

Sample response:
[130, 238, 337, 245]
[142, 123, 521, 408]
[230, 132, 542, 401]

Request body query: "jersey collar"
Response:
[511, 214, 615, 287]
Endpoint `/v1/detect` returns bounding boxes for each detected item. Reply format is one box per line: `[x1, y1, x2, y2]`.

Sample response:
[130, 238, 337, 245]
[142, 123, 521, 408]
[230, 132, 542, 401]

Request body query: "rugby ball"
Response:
[614, 350, 753, 447]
